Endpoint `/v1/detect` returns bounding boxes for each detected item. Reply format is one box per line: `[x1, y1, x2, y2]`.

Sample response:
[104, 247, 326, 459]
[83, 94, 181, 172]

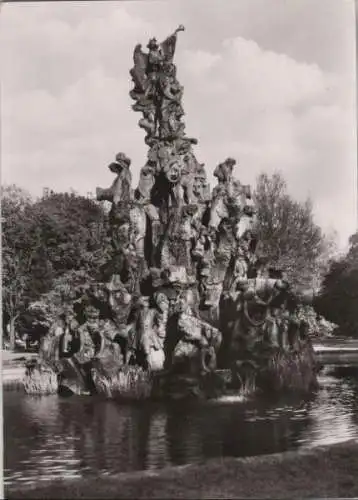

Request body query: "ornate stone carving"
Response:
[96, 153, 132, 204]
[31, 27, 317, 400]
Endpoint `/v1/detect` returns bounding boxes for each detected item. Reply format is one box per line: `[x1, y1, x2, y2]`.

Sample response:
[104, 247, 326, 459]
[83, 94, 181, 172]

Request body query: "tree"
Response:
[2, 186, 110, 350]
[1, 185, 41, 349]
[315, 232, 358, 337]
[32, 192, 110, 278]
[17, 301, 53, 348]
[253, 172, 335, 291]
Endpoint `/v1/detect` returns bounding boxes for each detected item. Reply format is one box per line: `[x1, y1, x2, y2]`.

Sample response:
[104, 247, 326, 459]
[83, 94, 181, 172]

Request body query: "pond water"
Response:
[4, 366, 358, 489]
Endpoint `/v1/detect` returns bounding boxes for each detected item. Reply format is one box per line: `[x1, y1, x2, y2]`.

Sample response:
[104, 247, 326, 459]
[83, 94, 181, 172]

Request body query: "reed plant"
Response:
[23, 363, 59, 395]
[232, 361, 258, 397]
[260, 343, 317, 392]
[92, 365, 153, 400]
[238, 369, 257, 397]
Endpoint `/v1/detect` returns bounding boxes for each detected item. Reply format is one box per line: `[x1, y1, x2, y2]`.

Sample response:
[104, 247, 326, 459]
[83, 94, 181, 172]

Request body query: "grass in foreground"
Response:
[6, 440, 358, 499]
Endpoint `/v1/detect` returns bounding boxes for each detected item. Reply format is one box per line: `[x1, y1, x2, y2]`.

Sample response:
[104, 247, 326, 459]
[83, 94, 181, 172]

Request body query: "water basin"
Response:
[4, 365, 358, 488]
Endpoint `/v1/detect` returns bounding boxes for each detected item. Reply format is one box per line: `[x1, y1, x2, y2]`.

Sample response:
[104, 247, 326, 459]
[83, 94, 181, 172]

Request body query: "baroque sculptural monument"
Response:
[26, 27, 317, 399]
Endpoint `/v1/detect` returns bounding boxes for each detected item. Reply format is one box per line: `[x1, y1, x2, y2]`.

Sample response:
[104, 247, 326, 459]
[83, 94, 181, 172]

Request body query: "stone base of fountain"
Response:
[24, 340, 318, 400]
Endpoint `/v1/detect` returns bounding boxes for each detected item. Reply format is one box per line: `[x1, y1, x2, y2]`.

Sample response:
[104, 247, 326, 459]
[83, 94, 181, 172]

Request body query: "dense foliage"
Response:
[33, 192, 110, 277]
[315, 233, 358, 338]
[254, 172, 335, 291]
[2, 185, 109, 348]
[2, 185, 41, 348]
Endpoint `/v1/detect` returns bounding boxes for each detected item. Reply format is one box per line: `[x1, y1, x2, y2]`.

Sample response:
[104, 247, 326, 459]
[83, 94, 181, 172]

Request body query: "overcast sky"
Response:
[1, 0, 356, 250]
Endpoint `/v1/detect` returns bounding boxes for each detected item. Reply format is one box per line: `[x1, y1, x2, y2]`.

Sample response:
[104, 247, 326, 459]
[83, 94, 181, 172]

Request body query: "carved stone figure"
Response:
[161, 205, 198, 272]
[212, 157, 236, 197]
[159, 68, 184, 140]
[38, 315, 66, 369]
[104, 274, 138, 363]
[147, 37, 164, 75]
[193, 164, 210, 203]
[129, 204, 147, 261]
[130, 44, 149, 96]
[136, 164, 156, 202]
[72, 306, 99, 365]
[163, 157, 185, 206]
[96, 152, 132, 204]
[209, 190, 235, 232]
[136, 296, 165, 371]
[108, 202, 131, 252]
[139, 110, 156, 137]
[171, 287, 222, 375]
[152, 271, 171, 341]
[147, 142, 175, 174]
[160, 25, 185, 61]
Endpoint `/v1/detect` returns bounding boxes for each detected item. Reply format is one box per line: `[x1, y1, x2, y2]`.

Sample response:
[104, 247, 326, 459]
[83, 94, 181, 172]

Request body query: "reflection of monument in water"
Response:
[6, 390, 322, 484]
[164, 398, 313, 463]
[27, 25, 318, 400]
[145, 410, 170, 469]
[5, 396, 80, 485]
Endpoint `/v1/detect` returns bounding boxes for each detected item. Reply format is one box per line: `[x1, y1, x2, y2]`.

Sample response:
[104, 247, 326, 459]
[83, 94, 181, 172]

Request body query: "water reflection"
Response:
[298, 369, 358, 447]
[4, 369, 358, 488]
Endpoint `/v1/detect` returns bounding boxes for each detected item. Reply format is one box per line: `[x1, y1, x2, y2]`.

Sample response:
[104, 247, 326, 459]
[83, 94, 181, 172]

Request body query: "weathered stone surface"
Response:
[28, 27, 317, 399]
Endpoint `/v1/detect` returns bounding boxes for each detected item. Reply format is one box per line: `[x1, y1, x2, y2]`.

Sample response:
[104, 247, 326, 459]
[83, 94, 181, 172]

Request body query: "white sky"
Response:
[1, 0, 357, 251]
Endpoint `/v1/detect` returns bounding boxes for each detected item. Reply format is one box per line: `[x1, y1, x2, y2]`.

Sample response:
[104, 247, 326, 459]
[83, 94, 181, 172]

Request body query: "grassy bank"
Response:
[7, 440, 358, 499]
[2, 351, 38, 388]
[2, 351, 37, 366]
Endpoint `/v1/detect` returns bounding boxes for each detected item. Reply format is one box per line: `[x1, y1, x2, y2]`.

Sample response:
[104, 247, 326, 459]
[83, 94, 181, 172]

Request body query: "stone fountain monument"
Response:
[25, 27, 318, 399]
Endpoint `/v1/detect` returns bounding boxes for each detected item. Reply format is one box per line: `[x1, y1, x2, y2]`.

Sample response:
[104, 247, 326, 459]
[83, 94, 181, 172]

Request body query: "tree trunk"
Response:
[9, 316, 17, 351]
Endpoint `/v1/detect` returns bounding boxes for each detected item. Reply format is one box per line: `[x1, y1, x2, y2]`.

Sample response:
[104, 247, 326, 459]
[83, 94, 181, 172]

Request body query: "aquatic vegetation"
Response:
[238, 369, 257, 397]
[23, 364, 58, 395]
[259, 344, 318, 393]
[92, 365, 153, 400]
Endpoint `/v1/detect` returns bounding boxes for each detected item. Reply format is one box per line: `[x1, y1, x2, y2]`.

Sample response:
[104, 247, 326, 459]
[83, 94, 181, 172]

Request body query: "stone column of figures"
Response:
[28, 27, 317, 399]
[93, 26, 316, 392]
